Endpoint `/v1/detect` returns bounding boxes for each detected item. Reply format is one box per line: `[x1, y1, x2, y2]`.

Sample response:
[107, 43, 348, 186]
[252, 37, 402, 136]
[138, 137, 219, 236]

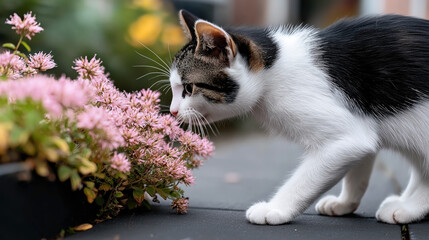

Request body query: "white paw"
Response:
[376, 195, 423, 224]
[316, 195, 359, 216]
[246, 202, 292, 225]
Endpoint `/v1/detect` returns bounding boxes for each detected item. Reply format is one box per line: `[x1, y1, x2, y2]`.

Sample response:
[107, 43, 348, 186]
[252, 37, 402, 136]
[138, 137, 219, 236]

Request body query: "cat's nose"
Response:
[171, 111, 178, 116]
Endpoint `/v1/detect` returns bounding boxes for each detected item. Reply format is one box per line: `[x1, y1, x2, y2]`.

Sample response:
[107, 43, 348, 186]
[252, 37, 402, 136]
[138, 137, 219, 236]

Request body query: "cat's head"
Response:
[169, 10, 266, 124]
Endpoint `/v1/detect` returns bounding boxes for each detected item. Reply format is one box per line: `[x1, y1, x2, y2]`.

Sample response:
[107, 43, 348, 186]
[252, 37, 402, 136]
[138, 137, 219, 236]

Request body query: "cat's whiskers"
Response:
[159, 84, 172, 93]
[137, 42, 172, 73]
[149, 79, 170, 90]
[137, 71, 169, 81]
[134, 64, 171, 75]
[192, 109, 218, 136]
[191, 110, 206, 138]
[135, 51, 170, 74]
[160, 104, 170, 110]
[134, 44, 175, 94]
[182, 108, 219, 137]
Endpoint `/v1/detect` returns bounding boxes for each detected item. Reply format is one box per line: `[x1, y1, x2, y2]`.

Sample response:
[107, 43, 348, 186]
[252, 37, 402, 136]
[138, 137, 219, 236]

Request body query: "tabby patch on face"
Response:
[174, 49, 238, 104]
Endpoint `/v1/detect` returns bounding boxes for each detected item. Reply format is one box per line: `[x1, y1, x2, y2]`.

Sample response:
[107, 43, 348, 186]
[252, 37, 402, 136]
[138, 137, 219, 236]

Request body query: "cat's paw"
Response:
[315, 195, 359, 216]
[376, 195, 423, 224]
[246, 202, 292, 225]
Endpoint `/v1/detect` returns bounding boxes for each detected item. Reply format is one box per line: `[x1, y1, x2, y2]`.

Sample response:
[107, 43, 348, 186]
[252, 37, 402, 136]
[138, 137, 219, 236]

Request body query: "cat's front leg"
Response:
[316, 154, 375, 216]
[246, 136, 377, 225]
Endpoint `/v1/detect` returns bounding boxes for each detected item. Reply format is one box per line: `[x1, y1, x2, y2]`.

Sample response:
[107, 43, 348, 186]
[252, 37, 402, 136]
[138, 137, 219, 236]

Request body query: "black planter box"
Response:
[0, 163, 98, 239]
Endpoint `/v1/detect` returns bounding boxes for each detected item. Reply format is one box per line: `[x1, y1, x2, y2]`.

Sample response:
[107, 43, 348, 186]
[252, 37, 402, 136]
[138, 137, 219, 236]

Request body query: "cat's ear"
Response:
[194, 20, 237, 66]
[179, 9, 199, 41]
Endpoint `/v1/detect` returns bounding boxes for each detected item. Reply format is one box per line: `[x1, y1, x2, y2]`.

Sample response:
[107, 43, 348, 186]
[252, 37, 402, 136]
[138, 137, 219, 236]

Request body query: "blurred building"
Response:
[171, 0, 429, 28]
[361, 0, 429, 18]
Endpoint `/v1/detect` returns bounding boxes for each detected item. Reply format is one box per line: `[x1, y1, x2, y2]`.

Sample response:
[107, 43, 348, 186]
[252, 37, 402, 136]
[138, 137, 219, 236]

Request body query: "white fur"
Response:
[170, 26, 429, 225]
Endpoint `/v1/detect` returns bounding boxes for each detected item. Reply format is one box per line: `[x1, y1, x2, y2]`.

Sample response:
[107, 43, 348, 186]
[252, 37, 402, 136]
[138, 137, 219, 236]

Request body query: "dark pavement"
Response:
[68, 133, 428, 240]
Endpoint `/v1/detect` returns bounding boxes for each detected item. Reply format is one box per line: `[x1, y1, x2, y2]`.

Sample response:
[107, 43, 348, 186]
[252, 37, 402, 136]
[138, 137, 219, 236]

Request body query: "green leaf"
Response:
[15, 51, 27, 60]
[133, 188, 145, 204]
[35, 161, 49, 177]
[99, 183, 111, 191]
[83, 187, 96, 203]
[21, 41, 31, 52]
[141, 199, 151, 210]
[84, 181, 95, 189]
[50, 137, 69, 153]
[93, 172, 106, 179]
[24, 110, 42, 131]
[78, 158, 97, 175]
[2, 43, 15, 50]
[21, 142, 35, 155]
[156, 188, 169, 200]
[95, 196, 104, 206]
[25, 111, 43, 131]
[10, 126, 29, 145]
[70, 171, 81, 191]
[146, 186, 155, 196]
[127, 197, 138, 209]
[43, 147, 59, 162]
[114, 191, 124, 198]
[170, 191, 181, 198]
[58, 165, 73, 182]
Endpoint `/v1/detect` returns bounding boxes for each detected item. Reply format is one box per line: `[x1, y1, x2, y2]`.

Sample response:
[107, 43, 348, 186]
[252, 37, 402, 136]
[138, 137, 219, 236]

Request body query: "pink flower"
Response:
[0, 51, 25, 79]
[121, 127, 141, 146]
[73, 55, 105, 79]
[165, 158, 187, 179]
[5, 12, 43, 40]
[21, 66, 37, 76]
[77, 106, 107, 129]
[179, 131, 214, 158]
[53, 77, 91, 108]
[76, 106, 125, 150]
[110, 152, 131, 173]
[183, 170, 195, 185]
[171, 198, 189, 214]
[160, 114, 183, 139]
[28, 52, 56, 71]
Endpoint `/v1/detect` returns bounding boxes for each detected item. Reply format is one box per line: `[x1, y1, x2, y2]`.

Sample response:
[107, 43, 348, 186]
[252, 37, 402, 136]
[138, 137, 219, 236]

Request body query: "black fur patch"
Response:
[318, 15, 429, 117]
[202, 72, 239, 103]
[226, 27, 279, 69]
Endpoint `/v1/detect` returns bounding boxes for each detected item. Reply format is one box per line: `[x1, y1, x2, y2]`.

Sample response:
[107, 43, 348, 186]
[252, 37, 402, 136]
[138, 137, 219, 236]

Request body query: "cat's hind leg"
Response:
[316, 153, 376, 216]
[376, 168, 429, 224]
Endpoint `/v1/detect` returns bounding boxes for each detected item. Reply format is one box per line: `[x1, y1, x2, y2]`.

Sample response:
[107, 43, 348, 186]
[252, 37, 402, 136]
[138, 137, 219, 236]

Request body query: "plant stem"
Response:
[13, 35, 24, 55]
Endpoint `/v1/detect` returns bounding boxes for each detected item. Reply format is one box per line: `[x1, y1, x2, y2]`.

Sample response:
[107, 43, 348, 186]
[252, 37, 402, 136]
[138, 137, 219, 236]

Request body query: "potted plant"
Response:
[0, 12, 214, 239]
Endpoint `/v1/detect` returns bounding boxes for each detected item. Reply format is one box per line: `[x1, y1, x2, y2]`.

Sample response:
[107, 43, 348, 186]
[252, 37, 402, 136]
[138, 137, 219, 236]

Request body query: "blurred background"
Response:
[1, 0, 429, 135]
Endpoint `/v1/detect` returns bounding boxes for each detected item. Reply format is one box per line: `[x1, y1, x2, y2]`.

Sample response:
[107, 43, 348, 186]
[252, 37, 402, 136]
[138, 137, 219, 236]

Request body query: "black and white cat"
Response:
[169, 10, 429, 225]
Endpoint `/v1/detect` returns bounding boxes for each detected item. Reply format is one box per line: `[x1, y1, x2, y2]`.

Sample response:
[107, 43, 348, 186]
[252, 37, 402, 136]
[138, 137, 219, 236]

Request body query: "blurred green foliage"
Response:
[0, 0, 185, 105]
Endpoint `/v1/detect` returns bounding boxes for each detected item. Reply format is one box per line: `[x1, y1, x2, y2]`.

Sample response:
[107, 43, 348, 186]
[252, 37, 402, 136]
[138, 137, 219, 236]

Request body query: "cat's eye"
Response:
[184, 83, 193, 96]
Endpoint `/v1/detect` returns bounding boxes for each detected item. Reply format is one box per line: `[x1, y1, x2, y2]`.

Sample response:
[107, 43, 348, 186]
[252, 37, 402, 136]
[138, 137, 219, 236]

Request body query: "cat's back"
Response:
[317, 15, 429, 117]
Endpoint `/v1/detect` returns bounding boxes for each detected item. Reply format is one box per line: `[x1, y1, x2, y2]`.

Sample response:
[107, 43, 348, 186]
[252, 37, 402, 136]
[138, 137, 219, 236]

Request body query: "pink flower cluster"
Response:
[5, 12, 43, 40]
[76, 55, 214, 182]
[0, 75, 92, 117]
[0, 51, 25, 79]
[0, 51, 56, 79]
[172, 198, 189, 214]
[76, 105, 124, 150]
[110, 152, 131, 173]
[28, 52, 56, 71]
[73, 55, 105, 80]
